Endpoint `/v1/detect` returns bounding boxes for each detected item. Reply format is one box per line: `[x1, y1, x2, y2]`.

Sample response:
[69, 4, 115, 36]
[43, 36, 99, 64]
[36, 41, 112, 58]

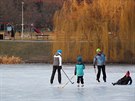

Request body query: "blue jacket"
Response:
[75, 63, 85, 76]
[93, 53, 106, 66]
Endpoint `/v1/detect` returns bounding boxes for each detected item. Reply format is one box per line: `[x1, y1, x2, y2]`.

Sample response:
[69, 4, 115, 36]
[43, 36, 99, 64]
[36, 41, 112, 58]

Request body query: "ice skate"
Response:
[112, 83, 115, 86]
[81, 84, 84, 87]
[96, 79, 100, 82]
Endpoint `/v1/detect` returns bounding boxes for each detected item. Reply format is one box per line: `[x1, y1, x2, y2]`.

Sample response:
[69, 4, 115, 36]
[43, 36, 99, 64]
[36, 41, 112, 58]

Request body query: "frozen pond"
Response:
[0, 64, 135, 101]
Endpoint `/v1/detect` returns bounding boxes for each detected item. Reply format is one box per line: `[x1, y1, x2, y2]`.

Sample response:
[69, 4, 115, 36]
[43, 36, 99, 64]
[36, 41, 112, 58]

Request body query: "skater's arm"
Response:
[74, 66, 76, 75]
[58, 55, 62, 66]
[83, 64, 85, 69]
[129, 77, 132, 85]
[93, 65, 96, 68]
[93, 56, 97, 68]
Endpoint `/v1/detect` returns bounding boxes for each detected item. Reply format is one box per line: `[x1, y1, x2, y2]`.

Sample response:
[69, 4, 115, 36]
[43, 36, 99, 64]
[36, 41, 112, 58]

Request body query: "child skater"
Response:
[74, 56, 85, 87]
[112, 71, 132, 86]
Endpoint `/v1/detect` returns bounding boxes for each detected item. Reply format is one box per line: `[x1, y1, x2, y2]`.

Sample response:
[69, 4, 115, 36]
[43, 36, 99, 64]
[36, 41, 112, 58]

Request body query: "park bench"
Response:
[33, 27, 49, 40]
[35, 34, 49, 40]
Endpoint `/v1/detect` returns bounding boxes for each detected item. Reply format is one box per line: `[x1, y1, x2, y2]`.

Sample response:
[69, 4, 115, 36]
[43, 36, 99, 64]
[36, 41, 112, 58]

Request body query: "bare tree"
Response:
[0, 0, 64, 31]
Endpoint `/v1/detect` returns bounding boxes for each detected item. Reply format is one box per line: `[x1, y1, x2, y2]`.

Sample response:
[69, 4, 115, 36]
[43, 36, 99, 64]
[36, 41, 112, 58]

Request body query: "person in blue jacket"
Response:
[93, 48, 107, 82]
[74, 56, 85, 87]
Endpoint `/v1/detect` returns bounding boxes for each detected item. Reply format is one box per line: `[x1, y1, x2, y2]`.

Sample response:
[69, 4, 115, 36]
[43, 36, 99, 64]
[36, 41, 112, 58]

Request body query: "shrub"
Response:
[0, 56, 22, 64]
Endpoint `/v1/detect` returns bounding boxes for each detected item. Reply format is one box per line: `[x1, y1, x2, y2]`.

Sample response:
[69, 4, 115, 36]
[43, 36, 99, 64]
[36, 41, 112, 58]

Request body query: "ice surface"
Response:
[0, 64, 135, 101]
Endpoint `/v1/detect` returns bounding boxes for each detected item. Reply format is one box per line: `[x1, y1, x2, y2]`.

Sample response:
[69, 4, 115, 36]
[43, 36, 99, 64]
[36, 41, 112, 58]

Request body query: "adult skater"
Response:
[74, 56, 85, 87]
[112, 71, 132, 86]
[50, 50, 62, 84]
[93, 48, 107, 82]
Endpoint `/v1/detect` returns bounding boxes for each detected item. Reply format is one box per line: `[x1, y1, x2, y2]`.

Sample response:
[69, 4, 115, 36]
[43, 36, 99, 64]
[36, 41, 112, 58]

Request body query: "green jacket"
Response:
[75, 62, 85, 76]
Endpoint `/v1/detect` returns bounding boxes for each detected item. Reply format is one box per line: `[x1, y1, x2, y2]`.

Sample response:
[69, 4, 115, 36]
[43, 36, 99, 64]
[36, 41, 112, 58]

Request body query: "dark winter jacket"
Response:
[117, 76, 132, 85]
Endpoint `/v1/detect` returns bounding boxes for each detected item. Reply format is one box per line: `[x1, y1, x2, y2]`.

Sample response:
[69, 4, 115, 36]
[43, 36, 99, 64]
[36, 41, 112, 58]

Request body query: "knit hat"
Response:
[126, 71, 130, 76]
[96, 48, 101, 53]
[57, 49, 62, 54]
[77, 56, 82, 62]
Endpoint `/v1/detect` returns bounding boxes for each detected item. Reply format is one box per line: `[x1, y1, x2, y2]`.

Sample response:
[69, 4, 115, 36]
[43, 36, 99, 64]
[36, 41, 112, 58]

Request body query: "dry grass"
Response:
[0, 56, 22, 64]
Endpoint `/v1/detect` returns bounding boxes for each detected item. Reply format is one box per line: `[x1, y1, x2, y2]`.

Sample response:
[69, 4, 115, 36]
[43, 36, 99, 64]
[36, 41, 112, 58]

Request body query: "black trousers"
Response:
[97, 65, 106, 82]
[50, 66, 61, 84]
[77, 76, 84, 84]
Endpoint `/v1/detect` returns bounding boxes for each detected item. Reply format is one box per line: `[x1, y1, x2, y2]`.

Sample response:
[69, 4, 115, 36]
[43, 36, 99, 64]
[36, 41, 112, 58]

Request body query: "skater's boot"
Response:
[96, 79, 100, 82]
[103, 79, 106, 82]
[103, 77, 106, 82]
[81, 84, 84, 87]
[77, 83, 80, 87]
[112, 83, 115, 86]
[50, 80, 53, 84]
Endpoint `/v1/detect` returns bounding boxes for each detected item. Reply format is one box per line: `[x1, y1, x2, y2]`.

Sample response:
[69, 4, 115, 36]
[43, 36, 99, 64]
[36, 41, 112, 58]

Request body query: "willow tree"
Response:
[53, 0, 135, 63]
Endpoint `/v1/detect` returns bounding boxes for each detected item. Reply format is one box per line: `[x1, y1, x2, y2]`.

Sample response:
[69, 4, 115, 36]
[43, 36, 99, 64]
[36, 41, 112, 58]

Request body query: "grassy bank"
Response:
[0, 41, 52, 63]
[0, 40, 134, 64]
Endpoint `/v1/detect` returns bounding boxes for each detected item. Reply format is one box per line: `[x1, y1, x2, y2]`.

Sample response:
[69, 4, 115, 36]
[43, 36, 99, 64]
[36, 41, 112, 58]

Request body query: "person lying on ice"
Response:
[112, 71, 132, 86]
[74, 56, 85, 87]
